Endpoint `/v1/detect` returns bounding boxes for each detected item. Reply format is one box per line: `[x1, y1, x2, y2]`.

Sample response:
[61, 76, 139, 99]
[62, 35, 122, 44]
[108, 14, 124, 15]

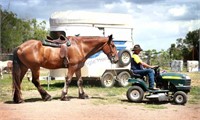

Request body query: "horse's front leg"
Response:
[60, 68, 75, 101]
[76, 69, 88, 99]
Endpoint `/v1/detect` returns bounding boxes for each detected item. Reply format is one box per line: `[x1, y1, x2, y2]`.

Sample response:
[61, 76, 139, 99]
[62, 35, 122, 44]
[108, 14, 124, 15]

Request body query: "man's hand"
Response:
[150, 65, 159, 69]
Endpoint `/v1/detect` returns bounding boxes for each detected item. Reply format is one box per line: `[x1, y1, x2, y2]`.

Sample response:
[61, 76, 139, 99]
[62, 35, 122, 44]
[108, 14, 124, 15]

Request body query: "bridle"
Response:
[102, 40, 117, 63]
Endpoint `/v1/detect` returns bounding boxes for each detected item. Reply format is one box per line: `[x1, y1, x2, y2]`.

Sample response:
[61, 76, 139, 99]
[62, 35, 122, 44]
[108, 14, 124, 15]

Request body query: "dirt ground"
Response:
[0, 96, 200, 120]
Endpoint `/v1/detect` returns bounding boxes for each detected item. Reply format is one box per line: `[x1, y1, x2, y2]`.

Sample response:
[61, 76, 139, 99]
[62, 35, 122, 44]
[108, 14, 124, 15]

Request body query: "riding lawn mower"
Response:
[126, 66, 191, 105]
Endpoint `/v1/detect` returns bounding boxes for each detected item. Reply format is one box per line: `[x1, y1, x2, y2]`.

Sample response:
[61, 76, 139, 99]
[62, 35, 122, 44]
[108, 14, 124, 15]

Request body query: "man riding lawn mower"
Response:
[127, 45, 191, 105]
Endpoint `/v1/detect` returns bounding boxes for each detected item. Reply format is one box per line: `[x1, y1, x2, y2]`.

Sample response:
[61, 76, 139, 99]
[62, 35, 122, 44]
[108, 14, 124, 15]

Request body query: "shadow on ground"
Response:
[121, 99, 170, 105]
[4, 95, 106, 104]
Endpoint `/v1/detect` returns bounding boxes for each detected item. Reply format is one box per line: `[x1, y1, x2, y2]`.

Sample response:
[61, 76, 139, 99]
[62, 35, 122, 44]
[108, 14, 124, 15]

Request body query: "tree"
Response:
[0, 9, 47, 53]
[184, 29, 199, 60]
[157, 49, 170, 67]
[143, 49, 171, 68]
[169, 43, 183, 60]
[169, 29, 200, 62]
[30, 19, 47, 40]
[143, 29, 200, 68]
[144, 49, 159, 65]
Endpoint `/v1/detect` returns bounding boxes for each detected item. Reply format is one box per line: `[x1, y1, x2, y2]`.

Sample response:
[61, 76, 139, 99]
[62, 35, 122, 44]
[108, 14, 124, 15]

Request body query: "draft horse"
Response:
[12, 35, 118, 103]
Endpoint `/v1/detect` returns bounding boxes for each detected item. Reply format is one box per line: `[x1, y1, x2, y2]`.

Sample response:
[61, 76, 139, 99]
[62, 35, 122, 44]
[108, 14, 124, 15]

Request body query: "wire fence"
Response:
[0, 54, 13, 61]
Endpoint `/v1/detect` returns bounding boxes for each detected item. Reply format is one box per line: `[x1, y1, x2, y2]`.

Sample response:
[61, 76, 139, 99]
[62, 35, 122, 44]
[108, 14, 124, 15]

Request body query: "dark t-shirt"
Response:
[131, 54, 143, 70]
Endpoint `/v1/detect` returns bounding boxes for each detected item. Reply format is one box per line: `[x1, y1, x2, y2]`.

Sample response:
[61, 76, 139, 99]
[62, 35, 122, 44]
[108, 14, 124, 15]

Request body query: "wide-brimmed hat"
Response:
[132, 44, 143, 51]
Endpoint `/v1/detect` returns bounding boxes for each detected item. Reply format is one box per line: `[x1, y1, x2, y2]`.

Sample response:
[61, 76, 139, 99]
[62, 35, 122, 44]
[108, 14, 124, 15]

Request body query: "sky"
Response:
[0, 0, 200, 51]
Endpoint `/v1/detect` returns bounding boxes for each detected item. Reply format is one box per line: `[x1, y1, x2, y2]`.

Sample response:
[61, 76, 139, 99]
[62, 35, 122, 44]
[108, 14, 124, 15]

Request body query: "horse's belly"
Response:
[41, 49, 65, 69]
[41, 60, 66, 69]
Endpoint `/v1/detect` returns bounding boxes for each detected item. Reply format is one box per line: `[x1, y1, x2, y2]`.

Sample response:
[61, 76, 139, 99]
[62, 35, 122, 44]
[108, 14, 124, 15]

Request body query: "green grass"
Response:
[1, 72, 200, 107]
[0, 75, 13, 102]
[188, 86, 200, 104]
[183, 72, 200, 104]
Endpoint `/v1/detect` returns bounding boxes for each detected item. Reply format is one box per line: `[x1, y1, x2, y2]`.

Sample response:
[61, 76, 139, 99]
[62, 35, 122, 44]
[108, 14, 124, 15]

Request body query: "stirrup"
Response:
[63, 57, 69, 67]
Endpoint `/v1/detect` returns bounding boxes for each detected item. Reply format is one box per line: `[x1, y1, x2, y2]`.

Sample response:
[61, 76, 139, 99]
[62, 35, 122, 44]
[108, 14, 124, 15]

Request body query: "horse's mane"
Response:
[68, 36, 107, 43]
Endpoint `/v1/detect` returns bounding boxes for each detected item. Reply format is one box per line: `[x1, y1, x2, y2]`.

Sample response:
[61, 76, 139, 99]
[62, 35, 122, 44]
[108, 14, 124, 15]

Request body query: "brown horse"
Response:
[12, 35, 118, 103]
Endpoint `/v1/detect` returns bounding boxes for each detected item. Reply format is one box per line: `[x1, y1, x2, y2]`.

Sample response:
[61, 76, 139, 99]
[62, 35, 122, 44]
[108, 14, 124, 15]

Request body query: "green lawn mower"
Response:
[126, 67, 191, 105]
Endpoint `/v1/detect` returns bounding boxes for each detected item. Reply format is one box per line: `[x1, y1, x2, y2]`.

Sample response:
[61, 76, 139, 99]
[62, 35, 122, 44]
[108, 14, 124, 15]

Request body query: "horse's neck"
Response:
[78, 37, 107, 58]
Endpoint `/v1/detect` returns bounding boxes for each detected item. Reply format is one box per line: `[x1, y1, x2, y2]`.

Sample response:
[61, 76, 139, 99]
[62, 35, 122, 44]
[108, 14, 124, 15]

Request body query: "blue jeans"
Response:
[133, 69, 155, 88]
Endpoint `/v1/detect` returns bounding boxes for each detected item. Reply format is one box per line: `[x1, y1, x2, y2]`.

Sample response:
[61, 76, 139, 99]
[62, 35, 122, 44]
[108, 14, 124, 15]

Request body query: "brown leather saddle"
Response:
[45, 35, 68, 44]
[43, 35, 71, 67]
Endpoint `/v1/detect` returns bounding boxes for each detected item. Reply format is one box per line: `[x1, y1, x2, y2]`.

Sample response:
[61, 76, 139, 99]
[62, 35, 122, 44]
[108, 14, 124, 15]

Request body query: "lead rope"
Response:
[109, 44, 121, 83]
[111, 64, 121, 83]
[104, 37, 121, 83]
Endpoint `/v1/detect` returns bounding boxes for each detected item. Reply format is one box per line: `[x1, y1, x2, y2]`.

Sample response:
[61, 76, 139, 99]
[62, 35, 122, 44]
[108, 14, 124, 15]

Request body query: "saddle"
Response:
[45, 35, 69, 44]
[42, 35, 71, 47]
[42, 35, 71, 68]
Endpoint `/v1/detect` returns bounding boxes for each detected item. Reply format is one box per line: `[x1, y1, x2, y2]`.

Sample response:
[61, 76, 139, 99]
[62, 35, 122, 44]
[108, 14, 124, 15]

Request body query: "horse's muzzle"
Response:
[111, 56, 118, 63]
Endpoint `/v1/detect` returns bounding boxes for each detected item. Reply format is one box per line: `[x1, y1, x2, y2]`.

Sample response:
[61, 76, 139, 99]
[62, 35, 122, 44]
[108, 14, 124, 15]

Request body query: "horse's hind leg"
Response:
[31, 68, 51, 101]
[76, 69, 88, 99]
[13, 65, 28, 103]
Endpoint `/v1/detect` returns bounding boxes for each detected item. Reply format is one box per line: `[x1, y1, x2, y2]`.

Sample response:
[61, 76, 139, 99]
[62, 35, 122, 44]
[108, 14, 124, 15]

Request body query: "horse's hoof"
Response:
[44, 95, 52, 101]
[79, 93, 89, 99]
[60, 96, 70, 101]
[13, 99, 24, 104]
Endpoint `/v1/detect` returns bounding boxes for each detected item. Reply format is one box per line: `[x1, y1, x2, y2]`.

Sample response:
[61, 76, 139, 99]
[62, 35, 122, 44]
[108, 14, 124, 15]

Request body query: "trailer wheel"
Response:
[118, 50, 131, 67]
[173, 91, 187, 105]
[126, 86, 144, 102]
[117, 71, 131, 87]
[101, 72, 115, 88]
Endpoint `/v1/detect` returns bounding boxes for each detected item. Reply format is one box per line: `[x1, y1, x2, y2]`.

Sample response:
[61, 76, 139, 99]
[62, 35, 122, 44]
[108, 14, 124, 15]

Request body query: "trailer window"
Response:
[50, 31, 66, 39]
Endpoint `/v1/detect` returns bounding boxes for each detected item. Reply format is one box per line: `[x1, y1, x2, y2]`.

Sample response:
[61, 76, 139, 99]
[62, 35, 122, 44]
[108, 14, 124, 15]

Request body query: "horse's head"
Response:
[102, 35, 118, 63]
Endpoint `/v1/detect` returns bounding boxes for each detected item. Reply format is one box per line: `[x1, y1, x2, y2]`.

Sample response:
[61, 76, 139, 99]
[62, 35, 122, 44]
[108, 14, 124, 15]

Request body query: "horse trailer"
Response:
[48, 11, 134, 87]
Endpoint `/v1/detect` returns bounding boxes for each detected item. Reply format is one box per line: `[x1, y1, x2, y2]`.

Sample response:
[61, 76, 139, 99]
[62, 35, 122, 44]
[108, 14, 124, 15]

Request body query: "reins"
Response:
[102, 38, 120, 82]
[101, 38, 116, 62]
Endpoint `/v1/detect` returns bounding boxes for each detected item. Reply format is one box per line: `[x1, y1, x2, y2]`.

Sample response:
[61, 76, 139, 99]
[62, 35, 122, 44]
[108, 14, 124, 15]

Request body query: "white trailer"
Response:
[49, 11, 134, 87]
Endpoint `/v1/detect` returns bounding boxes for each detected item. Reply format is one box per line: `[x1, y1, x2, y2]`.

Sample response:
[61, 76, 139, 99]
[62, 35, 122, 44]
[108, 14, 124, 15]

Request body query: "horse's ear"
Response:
[108, 34, 113, 43]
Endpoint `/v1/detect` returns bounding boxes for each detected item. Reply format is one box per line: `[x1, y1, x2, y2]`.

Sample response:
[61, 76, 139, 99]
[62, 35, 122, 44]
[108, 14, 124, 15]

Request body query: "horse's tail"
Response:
[12, 47, 22, 102]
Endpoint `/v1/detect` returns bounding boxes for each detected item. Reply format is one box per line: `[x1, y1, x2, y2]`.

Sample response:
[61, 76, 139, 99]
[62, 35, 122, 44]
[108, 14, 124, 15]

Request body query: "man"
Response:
[131, 44, 157, 90]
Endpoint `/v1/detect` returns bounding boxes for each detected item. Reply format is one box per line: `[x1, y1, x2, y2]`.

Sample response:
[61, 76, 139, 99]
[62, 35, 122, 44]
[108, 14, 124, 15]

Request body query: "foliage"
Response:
[169, 42, 183, 60]
[0, 7, 199, 68]
[0, 9, 48, 53]
[169, 29, 200, 62]
[143, 49, 171, 67]
[144, 29, 200, 67]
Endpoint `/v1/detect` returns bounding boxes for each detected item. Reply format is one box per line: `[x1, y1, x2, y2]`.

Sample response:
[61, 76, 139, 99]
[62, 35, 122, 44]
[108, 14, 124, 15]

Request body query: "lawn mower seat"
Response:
[130, 70, 145, 79]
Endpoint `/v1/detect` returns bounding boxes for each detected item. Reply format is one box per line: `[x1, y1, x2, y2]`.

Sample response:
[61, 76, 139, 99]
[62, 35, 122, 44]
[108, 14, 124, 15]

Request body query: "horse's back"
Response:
[19, 40, 42, 49]
[16, 40, 64, 69]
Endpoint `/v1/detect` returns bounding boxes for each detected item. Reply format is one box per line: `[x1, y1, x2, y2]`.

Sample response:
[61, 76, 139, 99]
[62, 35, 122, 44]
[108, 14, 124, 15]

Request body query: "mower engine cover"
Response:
[160, 72, 191, 92]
